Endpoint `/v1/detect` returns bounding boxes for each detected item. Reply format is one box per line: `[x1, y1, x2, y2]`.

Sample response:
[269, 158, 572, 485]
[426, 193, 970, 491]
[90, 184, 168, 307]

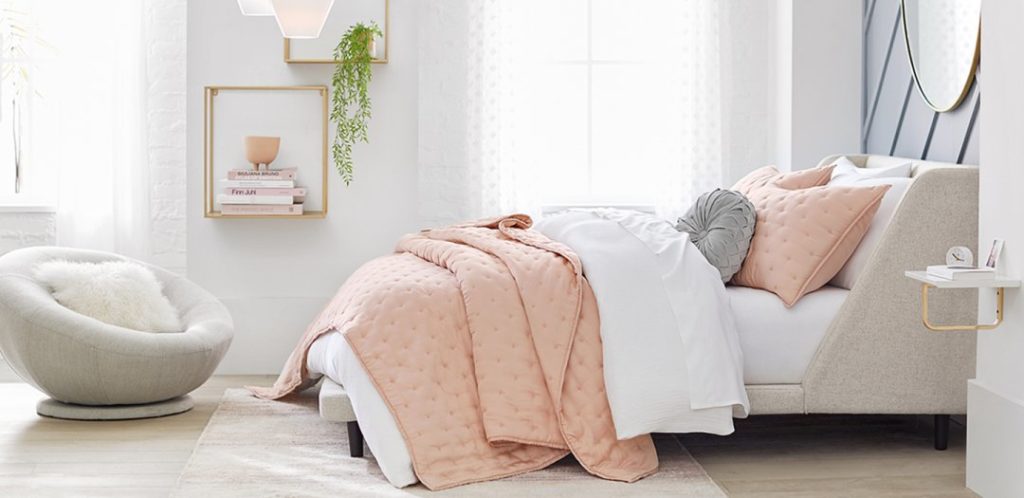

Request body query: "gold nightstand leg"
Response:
[921, 284, 1004, 331]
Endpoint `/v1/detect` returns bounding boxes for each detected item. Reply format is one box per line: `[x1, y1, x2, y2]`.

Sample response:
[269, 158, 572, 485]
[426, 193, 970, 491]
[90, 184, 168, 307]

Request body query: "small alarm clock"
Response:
[946, 246, 974, 268]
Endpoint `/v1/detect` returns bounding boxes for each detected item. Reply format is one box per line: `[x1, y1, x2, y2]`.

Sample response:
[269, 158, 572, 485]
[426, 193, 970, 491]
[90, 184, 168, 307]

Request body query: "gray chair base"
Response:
[36, 395, 194, 421]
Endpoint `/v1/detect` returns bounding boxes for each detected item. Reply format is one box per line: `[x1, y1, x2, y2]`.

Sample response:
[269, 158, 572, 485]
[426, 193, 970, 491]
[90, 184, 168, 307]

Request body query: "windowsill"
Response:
[0, 201, 57, 213]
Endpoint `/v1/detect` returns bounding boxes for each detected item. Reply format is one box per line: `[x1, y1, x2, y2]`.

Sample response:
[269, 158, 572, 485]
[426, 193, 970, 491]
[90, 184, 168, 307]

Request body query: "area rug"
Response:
[172, 388, 726, 497]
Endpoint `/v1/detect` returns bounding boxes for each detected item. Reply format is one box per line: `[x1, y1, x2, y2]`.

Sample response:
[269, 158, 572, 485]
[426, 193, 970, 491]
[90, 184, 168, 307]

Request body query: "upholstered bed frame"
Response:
[744, 154, 977, 449]
[323, 154, 978, 455]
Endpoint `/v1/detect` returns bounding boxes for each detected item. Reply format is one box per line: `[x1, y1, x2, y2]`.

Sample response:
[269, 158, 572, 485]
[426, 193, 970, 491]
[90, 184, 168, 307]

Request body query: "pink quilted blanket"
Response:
[250, 215, 657, 490]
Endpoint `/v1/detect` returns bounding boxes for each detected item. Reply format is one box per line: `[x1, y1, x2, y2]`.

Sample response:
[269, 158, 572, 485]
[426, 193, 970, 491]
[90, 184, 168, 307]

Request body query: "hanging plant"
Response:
[330, 22, 382, 186]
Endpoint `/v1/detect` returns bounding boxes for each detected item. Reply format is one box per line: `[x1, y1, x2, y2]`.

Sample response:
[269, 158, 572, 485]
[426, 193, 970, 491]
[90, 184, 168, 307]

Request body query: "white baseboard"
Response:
[967, 379, 1024, 497]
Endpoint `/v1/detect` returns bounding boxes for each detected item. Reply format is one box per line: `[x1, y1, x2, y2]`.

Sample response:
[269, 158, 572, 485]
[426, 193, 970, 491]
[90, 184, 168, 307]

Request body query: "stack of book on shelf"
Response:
[926, 265, 996, 281]
[218, 168, 306, 216]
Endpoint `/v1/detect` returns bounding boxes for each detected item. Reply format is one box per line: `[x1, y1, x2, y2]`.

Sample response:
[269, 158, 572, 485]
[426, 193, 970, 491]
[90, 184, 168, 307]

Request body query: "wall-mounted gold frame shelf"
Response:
[203, 85, 329, 219]
[905, 271, 1021, 331]
[205, 211, 326, 220]
[283, 0, 389, 64]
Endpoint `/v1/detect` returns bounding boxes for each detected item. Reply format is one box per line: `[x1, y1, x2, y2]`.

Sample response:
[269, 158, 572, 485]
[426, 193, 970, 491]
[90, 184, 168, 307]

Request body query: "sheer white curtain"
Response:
[418, 0, 724, 225]
[32, 0, 157, 261]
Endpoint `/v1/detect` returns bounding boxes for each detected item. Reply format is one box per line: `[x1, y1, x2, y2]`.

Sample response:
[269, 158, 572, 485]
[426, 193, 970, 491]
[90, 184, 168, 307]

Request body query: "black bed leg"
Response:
[934, 414, 950, 451]
[348, 421, 364, 458]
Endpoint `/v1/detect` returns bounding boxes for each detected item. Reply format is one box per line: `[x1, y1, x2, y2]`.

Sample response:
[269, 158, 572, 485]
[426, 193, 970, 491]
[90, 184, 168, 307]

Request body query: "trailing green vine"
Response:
[331, 22, 382, 186]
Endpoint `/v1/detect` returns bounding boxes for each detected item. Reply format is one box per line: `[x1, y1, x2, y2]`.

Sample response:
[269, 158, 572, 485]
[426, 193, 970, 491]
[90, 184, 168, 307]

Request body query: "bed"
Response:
[306, 285, 848, 487]
[304, 154, 978, 488]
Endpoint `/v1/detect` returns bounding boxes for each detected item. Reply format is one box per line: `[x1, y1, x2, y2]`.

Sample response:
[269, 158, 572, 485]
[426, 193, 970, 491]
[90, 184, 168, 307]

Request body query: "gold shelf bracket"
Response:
[920, 284, 1004, 332]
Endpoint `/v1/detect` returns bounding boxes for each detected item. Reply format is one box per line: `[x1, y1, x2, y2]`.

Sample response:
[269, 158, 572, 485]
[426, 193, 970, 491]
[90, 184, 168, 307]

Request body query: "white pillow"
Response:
[35, 260, 182, 333]
[829, 156, 912, 185]
[829, 177, 912, 289]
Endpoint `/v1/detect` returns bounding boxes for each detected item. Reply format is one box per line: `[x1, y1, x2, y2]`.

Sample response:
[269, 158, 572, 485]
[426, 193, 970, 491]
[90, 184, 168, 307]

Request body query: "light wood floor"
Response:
[682, 415, 975, 497]
[0, 376, 975, 497]
[0, 376, 275, 497]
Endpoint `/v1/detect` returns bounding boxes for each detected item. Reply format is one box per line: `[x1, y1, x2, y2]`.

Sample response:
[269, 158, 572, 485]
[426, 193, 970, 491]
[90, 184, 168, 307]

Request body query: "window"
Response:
[0, 0, 185, 267]
[497, 0, 723, 214]
[0, 1, 165, 214]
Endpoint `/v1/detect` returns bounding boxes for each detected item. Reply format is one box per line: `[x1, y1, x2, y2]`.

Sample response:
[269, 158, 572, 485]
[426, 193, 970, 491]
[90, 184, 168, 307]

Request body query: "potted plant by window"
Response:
[1, 6, 37, 194]
[330, 22, 382, 186]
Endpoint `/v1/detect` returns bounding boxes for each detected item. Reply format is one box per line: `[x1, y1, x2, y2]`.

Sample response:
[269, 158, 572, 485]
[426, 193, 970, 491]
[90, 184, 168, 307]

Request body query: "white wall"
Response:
[715, 0, 862, 183]
[186, 0, 419, 374]
[720, 0, 783, 185]
[774, 0, 794, 172]
[967, 0, 1024, 495]
[721, 0, 862, 176]
[780, 0, 862, 170]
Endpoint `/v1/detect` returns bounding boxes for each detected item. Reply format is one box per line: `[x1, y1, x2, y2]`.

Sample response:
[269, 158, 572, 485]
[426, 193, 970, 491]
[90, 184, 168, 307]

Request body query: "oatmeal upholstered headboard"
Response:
[804, 154, 977, 414]
[746, 154, 978, 416]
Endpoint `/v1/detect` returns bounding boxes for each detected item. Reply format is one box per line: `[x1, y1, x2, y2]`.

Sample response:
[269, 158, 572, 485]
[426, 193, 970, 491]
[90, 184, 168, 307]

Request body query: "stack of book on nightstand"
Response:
[926, 265, 996, 281]
[218, 168, 306, 216]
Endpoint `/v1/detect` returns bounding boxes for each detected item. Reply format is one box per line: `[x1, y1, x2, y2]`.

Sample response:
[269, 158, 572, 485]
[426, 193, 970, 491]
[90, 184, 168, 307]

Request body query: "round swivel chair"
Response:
[0, 247, 233, 420]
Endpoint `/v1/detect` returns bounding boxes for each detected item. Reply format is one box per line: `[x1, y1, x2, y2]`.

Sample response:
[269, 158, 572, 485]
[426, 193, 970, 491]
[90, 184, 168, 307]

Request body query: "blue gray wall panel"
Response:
[862, 0, 979, 165]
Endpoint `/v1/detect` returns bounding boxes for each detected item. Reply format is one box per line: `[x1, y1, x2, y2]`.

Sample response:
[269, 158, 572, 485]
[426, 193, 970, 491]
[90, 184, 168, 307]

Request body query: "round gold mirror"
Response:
[901, 0, 981, 112]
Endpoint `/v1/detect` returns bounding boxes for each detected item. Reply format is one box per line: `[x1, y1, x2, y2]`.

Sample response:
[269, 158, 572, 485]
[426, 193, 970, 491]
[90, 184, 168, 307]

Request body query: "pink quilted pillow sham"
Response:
[731, 165, 891, 307]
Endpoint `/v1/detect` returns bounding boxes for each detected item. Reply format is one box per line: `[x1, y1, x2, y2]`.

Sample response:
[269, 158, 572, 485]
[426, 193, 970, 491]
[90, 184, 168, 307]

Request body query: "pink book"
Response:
[220, 204, 304, 216]
[221, 179, 294, 188]
[222, 187, 307, 197]
[227, 168, 297, 180]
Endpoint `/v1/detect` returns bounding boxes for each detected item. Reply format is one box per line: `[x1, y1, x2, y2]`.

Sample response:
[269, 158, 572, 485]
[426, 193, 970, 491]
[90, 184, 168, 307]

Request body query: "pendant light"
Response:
[270, 0, 336, 39]
[237, 0, 274, 16]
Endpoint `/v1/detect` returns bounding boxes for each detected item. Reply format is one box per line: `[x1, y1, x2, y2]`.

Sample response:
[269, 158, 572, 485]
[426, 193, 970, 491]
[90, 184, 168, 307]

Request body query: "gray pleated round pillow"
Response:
[675, 189, 757, 282]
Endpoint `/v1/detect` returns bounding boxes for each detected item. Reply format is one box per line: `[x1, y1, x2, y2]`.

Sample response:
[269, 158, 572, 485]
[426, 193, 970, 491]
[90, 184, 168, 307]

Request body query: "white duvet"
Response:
[307, 208, 749, 487]
[537, 209, 749, 438]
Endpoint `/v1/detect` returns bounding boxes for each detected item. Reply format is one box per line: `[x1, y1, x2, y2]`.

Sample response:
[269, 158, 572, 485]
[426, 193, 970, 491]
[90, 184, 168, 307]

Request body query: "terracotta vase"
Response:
[244, 136, 281, 171]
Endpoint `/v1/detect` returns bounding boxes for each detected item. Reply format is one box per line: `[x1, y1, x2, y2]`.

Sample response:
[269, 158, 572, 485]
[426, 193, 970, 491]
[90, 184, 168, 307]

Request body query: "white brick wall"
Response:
[145, 0, 188, 275]
[0, 212, 56, 255]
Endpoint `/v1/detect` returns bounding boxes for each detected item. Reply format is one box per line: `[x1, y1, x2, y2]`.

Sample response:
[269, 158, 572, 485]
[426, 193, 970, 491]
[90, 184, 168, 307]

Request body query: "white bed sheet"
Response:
[537, 209, 749, 439]
[306, 330, 418, 488]
[727, 285, 849, 385]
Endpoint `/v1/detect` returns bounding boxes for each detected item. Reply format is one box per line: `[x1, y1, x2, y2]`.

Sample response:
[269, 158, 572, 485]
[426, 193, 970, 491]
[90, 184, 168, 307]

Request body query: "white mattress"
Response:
[727, 285, 849, 385]
[306, 331, 418, 488]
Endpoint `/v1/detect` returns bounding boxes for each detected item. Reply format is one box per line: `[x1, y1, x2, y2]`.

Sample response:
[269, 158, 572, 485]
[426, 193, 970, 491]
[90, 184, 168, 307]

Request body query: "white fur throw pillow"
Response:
[35, 260, 182, 333]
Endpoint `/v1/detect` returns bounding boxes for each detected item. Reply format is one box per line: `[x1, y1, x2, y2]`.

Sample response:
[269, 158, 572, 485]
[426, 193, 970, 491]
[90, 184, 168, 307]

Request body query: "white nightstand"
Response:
[905, 271, 1021, 331]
